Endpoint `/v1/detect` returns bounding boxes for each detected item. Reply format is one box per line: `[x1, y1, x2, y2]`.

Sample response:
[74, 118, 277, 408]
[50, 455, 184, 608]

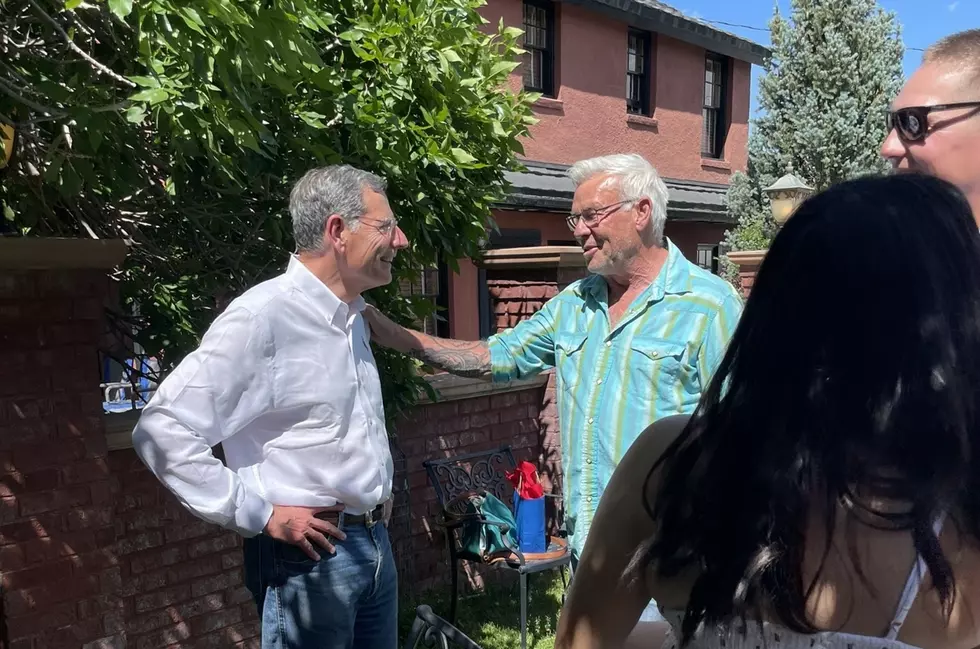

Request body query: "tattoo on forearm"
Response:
[410, 339, 491, 379]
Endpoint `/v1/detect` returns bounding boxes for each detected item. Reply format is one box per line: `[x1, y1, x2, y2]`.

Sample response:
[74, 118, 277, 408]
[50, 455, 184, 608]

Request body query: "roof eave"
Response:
[563, 0, 771, 66]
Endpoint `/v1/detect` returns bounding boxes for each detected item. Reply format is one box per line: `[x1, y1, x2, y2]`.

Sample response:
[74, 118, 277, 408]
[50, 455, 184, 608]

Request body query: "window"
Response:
[399, 266, 446, 336]
[701, 53, 728, 159]
[522, 0, 555, 96]
[627, 30, 651, 115]
[696, 244, 720, 275]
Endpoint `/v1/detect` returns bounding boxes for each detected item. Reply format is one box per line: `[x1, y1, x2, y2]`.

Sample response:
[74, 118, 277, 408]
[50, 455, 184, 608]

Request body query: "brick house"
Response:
[434, 0, 769, 341]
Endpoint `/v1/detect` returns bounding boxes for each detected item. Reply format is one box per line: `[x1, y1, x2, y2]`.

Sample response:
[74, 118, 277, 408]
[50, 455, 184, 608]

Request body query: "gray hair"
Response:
[289, 164, 387, 252]
[567, 154, 670, 243]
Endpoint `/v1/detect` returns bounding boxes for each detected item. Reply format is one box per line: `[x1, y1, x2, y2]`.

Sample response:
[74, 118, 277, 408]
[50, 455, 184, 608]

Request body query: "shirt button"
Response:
[651, 351, 659, 358]
[586, 457, 593, 464]
[586, 495, 593, 503]
[588, 417, 594, 424]
[596, 378, 602, 385]
[605, 341, 612, 347]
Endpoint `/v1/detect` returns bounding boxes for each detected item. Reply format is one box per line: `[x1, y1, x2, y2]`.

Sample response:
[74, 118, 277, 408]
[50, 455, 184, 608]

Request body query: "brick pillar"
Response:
[0, 239, 128, 649]
[726, 250, 767, 298]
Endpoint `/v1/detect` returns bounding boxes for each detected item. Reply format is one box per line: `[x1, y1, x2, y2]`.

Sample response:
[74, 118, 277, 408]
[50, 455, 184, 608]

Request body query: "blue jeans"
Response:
[570, 552, 664, 623]
[244, 520, 398, 649]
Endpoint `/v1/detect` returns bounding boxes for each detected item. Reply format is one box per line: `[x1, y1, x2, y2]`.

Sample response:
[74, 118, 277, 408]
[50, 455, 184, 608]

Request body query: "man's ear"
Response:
[324, 214, 347, 249]
[633, 197, 653, 233]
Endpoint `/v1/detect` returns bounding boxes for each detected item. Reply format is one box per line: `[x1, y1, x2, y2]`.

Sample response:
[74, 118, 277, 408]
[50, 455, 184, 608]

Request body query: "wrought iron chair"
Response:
[423, 445, 570, 649]
[403, 605, 484, 649]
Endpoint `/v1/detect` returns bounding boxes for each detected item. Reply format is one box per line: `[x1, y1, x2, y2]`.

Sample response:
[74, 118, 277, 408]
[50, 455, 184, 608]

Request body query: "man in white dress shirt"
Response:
[133, 164, 409, 649]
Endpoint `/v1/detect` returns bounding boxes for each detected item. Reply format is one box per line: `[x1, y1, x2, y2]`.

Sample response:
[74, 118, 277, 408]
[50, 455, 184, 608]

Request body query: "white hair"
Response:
[567, 154, 670, 243]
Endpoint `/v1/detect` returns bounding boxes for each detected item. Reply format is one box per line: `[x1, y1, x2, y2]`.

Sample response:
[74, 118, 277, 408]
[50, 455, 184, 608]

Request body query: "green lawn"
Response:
[400, 572, 567, 649]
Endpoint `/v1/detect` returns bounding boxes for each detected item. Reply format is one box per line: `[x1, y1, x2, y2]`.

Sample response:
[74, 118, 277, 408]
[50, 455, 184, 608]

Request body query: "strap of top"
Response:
[883, 512, 947, 640]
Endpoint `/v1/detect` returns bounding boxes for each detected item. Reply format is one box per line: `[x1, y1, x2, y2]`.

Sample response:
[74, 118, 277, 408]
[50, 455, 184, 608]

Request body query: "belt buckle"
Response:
[364, 508, 376, 528]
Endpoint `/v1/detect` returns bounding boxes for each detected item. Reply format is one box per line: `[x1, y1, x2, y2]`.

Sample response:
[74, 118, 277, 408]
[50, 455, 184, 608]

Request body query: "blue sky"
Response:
[672, 0, 980, 117]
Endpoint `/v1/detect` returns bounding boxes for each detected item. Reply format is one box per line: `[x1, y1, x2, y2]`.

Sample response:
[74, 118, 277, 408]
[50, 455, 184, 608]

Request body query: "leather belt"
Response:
[315, 503, 387, 528]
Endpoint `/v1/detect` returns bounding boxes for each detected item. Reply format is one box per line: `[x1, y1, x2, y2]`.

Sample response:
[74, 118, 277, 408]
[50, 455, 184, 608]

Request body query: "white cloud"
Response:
[949, 1, 959, 11]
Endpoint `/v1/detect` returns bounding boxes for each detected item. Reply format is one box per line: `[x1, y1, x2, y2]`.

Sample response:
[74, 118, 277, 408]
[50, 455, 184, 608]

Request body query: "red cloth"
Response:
[505, 461, 544, 499]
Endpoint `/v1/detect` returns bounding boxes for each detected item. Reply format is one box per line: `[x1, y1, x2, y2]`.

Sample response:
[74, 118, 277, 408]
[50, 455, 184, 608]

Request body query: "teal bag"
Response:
[455, 490, 519, 563]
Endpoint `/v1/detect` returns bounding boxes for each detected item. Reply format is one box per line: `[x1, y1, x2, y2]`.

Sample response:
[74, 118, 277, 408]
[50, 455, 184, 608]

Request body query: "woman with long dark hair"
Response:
[554, 173, 980, 649]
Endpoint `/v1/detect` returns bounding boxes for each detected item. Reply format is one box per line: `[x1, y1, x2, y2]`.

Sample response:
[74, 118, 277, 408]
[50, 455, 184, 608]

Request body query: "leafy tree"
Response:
[721, 0, 904, 282]
[1, 0, 537, 421]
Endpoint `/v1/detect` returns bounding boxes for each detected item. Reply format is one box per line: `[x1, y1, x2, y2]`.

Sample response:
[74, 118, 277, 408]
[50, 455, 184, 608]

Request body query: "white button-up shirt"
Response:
[132, 256, 393, 537]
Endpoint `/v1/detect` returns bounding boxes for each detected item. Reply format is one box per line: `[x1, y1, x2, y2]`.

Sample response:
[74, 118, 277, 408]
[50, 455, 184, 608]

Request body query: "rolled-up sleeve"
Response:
[132, 307, 275, 537]
[695, 290, 743, 388]
[487, 298, 559, 383]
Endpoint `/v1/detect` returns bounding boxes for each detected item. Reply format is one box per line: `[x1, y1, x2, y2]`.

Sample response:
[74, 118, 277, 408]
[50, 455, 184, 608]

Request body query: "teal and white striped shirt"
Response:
[488, 239, 743, 559]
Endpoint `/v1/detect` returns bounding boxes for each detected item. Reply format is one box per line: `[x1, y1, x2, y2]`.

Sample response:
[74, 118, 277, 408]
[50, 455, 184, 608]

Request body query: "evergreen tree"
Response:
[722, 0, 905, 281]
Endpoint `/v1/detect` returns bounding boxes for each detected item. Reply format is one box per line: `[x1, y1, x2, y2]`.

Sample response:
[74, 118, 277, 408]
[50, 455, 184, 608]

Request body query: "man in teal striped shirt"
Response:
[365, 154, 742, 618]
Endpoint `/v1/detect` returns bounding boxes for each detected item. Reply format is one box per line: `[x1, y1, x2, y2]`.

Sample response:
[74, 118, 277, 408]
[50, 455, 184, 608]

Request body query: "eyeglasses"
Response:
[564, 198, 638, 231]
[886, 101, 980, 142]
[359, 217, 399, 237]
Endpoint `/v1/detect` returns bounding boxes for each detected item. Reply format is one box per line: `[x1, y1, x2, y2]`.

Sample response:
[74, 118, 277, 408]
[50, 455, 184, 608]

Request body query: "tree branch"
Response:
[27, 0, 135, 88]
[0, 76, 66, 117]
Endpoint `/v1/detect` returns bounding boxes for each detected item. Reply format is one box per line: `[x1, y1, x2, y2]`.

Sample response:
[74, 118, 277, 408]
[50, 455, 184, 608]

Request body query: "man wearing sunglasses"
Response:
[882, 29, 980, 223]
[364, 153, 743, 627]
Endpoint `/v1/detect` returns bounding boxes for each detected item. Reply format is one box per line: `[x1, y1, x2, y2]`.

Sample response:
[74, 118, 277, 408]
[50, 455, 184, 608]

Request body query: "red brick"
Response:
[18, 486, 90, 516]
[468, 412, 500, 428]
[63, 458, 111, 484]
[191, 571, 241, 597]
[126, 608, 177, 635]
[190, 606, 242, 634]
[134, 621, 191, 649]
[66, 505, 113, 531]
[129, 546, 185, 574]
[4, 601, 77, 638]
[187, 532, 238, 558]
[0, 513, 61, 544]
[225, 586, 254, 606]
[12, 439, 86, 472]
[135, 584, 191, 613]
[116, 531, 164, 555]
[2, 558, 73, 590]
[7, 638, 33, 649]
[221, 550, 244, 569]
[166, 557, 223, 583]
[163, 520, 212, 543]
[458, 397, 490, 414]
[490, 392, 521, 409]
[425, 401, 459, 421]
[437, 416, 473, 435]
[425, 434, 460, 453]
[171, 592, 225, 619]
[20, 531, 98, 563]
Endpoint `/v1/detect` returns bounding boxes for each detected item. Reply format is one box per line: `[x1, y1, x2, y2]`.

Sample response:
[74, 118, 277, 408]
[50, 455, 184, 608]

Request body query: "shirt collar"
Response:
[581, 238, 694, 303]
[285, 255, 366, 326]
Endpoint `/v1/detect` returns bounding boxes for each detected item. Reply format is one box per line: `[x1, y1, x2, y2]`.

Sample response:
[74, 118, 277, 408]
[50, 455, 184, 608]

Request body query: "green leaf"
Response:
[490, 60, 520, 77]
[65, 0, 84, 9]
[338, 30, 363, 41]
[128, 88, 169, 104]
[108, 0, 133, 20]
[442, 49, 463, 64]
[124, 105, 146, 123]
[3, 204, 14, 222]
[451, 147, 477, 164]
[128, 76, 160, 88]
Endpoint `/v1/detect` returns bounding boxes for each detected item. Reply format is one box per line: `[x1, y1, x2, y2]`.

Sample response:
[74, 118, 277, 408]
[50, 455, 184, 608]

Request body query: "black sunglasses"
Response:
[887, 101, 980, 142]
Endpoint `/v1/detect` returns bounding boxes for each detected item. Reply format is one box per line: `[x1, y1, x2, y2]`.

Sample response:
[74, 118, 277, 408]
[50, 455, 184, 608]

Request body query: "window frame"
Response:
[522, 0, 556, 97]
[701, 52, 729, 159]
[626, 29, 652, 116]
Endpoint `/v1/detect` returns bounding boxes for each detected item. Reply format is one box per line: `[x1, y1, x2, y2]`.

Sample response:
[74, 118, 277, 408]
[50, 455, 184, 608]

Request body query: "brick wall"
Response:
[0, 256, 259, 649]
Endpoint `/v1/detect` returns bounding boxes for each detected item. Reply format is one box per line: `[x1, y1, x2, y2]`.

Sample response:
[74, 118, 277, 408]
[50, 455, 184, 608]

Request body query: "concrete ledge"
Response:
[475, 246, 586, 269]
[104, 410, 141, 451]
[103, 374, 549, 449]
[419, 372, 549, 404]
[0, 238, 129, 270]
[726, 249, 767, 268]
